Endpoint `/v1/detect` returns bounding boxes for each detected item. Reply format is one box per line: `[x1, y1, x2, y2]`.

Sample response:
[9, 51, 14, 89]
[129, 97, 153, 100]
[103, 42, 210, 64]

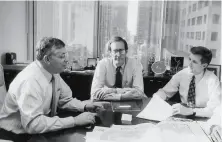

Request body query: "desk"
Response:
[0, 98, 208, 142]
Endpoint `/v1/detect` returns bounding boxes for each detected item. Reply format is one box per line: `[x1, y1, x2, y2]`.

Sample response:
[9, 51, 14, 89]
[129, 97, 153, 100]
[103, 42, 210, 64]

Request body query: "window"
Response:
[204, 1, 208, 7]
[192, 3, 196, 11]
[192, 17, 195, 25]
[28, 1, 221, 70]
[197, 16, 202, 25]
[36, 1, 97, 66]
[202, 31, 205, 40]
[195, 31, 201, 40]
[210, 49, 217, 58]
[204, 15, 207, 24]
[212, 14, 220, 24]
[187, 32, 189, 39]
[212, 1, 221, 6]
[182, 8, 186, 16]
[189, 5, 191, 13]
[187, 19, 190, 26]
[191, 32, 194, 39]
[211, 32, 218, 41]
[186, 45, 189, 52]
[198, 1, 202, 9]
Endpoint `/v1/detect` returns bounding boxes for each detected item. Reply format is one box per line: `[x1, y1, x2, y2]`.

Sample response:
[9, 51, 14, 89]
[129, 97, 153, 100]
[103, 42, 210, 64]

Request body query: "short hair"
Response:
[36, 37, 65, 60]
[106, 36, 128, 52]
[190, 46, 212, 65]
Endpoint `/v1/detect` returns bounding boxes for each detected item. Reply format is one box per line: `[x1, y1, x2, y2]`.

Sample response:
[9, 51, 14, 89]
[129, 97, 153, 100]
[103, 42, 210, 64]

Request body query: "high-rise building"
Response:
[178, 1, 221, 64]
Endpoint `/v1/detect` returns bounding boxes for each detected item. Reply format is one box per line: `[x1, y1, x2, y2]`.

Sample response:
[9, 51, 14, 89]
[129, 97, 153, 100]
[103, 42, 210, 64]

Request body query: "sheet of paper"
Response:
[85, 126, 110, 140]
[85, 138, 113, 142]
[136, 95, 173, 121]
[152, 121, 211, 142]
[85, 123, 155, 142]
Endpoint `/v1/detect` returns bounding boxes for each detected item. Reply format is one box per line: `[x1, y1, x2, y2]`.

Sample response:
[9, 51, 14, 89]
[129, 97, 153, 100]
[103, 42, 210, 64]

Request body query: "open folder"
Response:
[136, 95, 173, 121]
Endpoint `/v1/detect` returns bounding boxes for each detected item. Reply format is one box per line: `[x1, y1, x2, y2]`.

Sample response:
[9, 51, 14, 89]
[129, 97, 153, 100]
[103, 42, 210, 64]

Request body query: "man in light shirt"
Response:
[206, 105, 221, 142]
[154, 46, 221, 118]
[0, 37, 104, 138]
[91, 36, 145, 101]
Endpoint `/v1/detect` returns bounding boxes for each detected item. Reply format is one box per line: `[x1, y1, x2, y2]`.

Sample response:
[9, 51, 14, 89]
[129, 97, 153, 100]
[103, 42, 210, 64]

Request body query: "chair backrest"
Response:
[0, 64, 7, 109]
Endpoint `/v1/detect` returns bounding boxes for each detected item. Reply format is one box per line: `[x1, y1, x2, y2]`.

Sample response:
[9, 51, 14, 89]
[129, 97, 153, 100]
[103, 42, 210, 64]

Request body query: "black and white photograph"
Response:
[0, 1, 221, 142]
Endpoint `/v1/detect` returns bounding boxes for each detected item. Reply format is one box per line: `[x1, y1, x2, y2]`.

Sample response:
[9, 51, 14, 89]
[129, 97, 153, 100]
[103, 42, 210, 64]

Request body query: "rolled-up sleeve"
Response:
[204, 105, 221, 134]
[18, 78, 75, 134]
[90, 60, 110, 100]
[57, 75, 85, 112]
[193, 77, 221, 117]
[154, 71, 181, 100]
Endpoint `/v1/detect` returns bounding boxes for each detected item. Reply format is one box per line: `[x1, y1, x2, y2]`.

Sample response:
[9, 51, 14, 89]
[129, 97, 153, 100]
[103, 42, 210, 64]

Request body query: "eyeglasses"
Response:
[111, 49, 126, 54]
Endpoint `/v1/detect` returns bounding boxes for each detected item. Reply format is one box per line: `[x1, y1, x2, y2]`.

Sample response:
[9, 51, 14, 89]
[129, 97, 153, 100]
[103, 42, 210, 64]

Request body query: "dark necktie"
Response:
[187, 75, 196, 107]
[115, 66, 122, 88]
[50, 75, 56, 117]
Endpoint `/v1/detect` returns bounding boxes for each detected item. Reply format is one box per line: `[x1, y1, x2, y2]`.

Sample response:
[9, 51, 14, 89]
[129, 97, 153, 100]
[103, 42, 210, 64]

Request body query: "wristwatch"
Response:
[191, 111, 196, 117]
[187, 109, 196, 119]
[188, 109, 196, 118]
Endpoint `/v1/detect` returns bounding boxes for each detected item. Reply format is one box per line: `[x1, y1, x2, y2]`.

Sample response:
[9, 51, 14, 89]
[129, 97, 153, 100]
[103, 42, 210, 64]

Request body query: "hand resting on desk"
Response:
[172, 103, 193, 116]
[73, 112, 97, 126]
[121, 89, 143, 100]
[102, 89, 143, 101]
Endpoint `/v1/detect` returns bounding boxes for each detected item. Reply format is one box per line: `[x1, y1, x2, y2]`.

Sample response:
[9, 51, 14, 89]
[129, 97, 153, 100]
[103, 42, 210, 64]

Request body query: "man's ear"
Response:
[202, 63, 208, 69]
[43, 55, 50, 65]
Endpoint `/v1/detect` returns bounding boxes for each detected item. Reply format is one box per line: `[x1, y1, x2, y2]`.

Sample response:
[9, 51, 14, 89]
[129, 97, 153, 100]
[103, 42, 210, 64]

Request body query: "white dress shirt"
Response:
[91, 57, 145, 100]
[154, 67, 221, 117]
[0, 60, 86, 134]
[205, 105, 221, 134]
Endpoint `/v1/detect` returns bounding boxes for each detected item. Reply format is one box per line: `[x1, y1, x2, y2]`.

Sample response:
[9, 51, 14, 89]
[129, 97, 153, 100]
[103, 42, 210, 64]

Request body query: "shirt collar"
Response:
[194, 71, 204, 81]
[188, 67, 205, 81]
[35, 60, 53, 83]
[112, 57, 127, 70]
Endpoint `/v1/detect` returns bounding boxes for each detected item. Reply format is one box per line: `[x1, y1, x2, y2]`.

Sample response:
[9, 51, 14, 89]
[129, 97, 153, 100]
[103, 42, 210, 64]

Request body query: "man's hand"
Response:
[121, 90, 142, 100]
[85, 102, 105, 112]
[210, 125, 222, 142]
[103, 93, 121, 101]
[116, 88, 133, 94]
[73, 112, 96, 126]
[104, 88, 117, 95]
[172, 103, 193, 116]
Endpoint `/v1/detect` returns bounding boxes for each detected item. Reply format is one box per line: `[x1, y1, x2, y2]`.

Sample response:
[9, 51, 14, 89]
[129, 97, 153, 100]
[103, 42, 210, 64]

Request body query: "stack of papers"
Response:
[136, 95, 173, 121]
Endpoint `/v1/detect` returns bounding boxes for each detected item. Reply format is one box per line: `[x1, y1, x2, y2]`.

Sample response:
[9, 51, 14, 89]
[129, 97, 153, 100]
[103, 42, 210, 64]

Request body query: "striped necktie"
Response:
[50, 75, 56, 117]
[114, 66, 122, 88]
[187, 75, 196, 107]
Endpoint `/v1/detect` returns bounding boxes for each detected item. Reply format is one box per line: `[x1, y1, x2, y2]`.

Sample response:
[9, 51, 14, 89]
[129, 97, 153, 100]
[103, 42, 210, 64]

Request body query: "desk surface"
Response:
[0, 98, 208, 142]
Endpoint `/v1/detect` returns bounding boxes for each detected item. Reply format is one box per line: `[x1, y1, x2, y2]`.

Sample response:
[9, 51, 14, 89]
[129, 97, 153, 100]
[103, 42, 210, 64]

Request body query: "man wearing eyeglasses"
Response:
[0, 37, 104, 139]
[91, 36, 146, 101]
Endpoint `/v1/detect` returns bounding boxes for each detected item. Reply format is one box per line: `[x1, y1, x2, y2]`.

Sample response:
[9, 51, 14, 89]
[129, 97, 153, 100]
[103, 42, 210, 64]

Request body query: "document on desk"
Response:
[138, 121, 212, 142]
[136, 95, 173, 121]
[85, 123, 155, 142]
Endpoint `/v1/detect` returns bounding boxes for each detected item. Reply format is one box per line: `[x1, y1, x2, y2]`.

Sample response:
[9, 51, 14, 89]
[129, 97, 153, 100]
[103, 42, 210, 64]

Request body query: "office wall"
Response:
[0, 1, 27, 64]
